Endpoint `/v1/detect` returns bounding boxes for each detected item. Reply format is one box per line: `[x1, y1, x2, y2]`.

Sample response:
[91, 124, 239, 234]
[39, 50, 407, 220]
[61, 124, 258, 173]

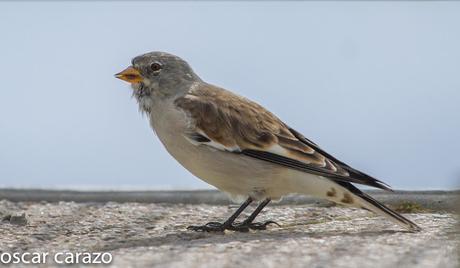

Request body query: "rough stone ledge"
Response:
[0, 200, 458, 268]
[0, 189, 458, 211]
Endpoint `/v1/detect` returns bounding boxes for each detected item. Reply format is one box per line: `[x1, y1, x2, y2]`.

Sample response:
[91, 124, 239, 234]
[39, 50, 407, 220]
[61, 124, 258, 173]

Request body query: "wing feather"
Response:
[175, 83, 391, 191]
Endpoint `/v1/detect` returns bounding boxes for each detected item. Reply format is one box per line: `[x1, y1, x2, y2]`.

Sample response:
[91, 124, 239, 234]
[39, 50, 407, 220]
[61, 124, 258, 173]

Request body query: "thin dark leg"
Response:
[242, 198, 271, 224]
[232, 198, 280, 232]
[187, 197, 253, 232]
[223, 197, 253, 225]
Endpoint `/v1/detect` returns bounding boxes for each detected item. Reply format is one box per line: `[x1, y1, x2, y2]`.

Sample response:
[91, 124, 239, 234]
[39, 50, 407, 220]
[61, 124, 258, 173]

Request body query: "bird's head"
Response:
[115, 52, 201, 104]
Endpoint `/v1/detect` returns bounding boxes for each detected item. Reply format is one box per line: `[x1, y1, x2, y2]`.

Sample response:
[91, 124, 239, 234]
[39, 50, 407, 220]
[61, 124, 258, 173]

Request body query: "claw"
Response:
[187, 222, 227, 232]
[262, 220, 281, 228]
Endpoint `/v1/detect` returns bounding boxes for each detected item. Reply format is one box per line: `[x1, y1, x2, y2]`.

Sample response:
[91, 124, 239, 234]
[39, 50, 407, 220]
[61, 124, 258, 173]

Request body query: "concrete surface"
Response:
[0, 191, 458, 268]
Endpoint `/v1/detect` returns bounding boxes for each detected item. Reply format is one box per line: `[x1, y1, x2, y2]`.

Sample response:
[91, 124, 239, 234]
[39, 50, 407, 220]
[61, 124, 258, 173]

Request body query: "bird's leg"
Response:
[187, 197, 253, 232]
[232, 198, 280, 232]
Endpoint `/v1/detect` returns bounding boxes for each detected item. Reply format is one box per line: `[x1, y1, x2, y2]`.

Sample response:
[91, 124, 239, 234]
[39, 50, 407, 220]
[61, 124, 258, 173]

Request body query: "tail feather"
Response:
[356, 191, 421, 232]
[336, 182, 421, 232]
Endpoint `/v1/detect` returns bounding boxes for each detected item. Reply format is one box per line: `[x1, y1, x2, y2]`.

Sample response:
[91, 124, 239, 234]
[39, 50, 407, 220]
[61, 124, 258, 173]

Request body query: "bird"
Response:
[115, 51, 421, 232]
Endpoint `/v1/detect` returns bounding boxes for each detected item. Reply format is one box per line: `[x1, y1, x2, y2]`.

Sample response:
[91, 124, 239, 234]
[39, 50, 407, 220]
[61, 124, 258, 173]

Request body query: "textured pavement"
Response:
[0, 199, 458, 268]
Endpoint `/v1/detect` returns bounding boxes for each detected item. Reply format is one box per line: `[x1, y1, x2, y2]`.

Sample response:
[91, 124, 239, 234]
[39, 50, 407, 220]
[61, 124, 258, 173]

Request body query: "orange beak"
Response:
[115, 66, 143, 84]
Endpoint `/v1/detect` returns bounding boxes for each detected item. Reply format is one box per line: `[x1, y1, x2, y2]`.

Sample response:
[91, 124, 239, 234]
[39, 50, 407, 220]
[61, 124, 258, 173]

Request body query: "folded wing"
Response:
[175, 83, 391, 191]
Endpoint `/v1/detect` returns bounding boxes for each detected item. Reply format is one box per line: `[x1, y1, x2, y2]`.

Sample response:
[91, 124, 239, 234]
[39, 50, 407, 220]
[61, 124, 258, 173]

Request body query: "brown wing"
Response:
[175, 83, 391, 190]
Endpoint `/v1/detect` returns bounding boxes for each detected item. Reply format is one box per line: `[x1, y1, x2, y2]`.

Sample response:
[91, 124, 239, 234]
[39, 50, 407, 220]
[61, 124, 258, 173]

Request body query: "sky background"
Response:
[0, 1, 459, 190]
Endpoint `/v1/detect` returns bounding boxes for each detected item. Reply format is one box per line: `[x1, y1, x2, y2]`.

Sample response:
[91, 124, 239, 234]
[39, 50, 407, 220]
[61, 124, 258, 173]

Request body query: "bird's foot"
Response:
[230, 220, 281, 232]
[187, 220, 280, 232]
[187, 221, 230, 232]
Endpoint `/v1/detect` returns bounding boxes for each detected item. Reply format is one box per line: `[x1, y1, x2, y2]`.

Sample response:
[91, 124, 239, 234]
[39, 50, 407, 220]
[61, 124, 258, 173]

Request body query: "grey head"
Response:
[116, 52, 202, 102]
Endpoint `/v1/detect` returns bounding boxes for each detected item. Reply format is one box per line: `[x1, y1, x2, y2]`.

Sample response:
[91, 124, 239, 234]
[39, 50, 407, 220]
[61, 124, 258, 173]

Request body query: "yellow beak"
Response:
[115, 66, 143, 83]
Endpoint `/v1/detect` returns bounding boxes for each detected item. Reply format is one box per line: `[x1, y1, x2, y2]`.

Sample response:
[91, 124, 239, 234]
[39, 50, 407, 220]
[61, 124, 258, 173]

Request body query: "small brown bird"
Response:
[115, 51, 420, 232]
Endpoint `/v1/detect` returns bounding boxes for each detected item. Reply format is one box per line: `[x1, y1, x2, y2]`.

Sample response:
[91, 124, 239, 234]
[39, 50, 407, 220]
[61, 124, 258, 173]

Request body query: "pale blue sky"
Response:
[0, 2, 459, 190]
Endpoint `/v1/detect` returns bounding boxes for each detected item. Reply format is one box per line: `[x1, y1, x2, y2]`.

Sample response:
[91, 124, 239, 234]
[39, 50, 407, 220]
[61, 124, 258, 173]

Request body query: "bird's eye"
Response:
[150, 62, 162, 72]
